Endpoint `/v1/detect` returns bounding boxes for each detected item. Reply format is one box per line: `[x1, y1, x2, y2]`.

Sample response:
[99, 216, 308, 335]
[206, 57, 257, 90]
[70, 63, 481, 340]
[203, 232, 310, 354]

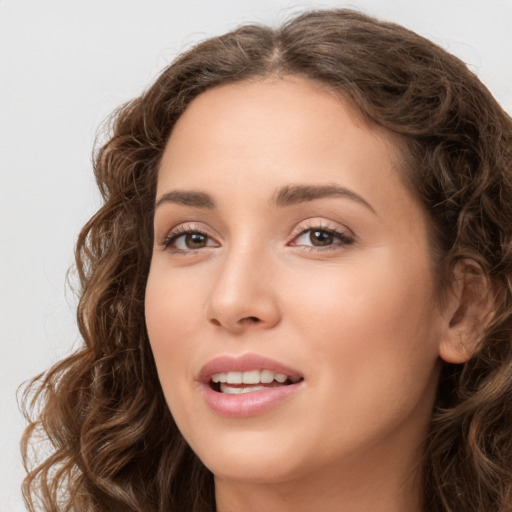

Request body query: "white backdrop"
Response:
[1, 0, 511, 510]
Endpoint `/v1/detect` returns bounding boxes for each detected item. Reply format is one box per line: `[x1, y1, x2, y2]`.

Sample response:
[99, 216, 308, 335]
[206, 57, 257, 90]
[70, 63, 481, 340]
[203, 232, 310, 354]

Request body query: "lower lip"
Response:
[200, 382, 303, 417]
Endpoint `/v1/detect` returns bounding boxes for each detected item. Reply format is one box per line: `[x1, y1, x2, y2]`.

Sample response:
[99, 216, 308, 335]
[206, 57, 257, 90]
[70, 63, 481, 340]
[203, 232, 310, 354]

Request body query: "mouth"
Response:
[209, 369, 303, 394]
[198, 354, 305, 415]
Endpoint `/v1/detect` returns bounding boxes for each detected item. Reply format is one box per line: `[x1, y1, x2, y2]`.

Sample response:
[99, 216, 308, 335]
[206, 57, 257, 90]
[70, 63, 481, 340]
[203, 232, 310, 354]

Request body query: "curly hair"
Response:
[21, 8, 512, 512]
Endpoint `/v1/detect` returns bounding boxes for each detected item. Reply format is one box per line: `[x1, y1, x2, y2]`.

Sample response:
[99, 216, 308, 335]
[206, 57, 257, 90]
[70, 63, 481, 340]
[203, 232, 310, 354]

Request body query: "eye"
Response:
[163, 228, 219, 252]
[291, 227, 354, 249]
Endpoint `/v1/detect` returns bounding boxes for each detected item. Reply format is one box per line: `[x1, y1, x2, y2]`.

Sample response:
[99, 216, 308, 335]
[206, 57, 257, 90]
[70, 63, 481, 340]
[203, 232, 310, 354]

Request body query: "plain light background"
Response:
[1, 0, 511, 510]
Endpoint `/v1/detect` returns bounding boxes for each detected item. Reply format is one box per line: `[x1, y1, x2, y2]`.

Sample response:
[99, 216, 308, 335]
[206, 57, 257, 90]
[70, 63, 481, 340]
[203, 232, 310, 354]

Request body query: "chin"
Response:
[207, 457, 306, 486]
[188, 428, 310, 484]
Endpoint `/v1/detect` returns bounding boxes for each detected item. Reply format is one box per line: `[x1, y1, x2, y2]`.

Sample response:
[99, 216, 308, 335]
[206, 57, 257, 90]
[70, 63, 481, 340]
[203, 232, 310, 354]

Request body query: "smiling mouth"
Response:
[209, 369, 303, 394]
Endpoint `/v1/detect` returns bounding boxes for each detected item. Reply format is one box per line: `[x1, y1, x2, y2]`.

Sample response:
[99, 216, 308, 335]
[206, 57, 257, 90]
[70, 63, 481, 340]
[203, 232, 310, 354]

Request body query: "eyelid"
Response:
[289, 218, 353, 239]
[288, 219, 355, 249]
[158, 222, 220, 251]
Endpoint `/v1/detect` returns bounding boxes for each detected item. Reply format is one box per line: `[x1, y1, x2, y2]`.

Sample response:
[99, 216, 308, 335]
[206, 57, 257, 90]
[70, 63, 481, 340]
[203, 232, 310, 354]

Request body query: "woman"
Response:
[21, 8, 512, 512]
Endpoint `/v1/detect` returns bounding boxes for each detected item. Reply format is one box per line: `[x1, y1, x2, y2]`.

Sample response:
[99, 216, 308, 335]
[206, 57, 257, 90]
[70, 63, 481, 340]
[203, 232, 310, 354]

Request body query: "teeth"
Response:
[243, 370, 260, 384]
[226, 372, 243, 384]
[211, 369, 300, 385]
[220, 384, 266, 394]
[260, 369, 274, 383]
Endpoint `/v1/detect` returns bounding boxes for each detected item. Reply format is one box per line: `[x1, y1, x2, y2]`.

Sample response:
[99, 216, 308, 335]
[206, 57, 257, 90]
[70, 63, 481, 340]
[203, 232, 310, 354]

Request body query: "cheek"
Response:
[144, 269, 206, 395]
[284, 250, 442, 408]
[145, 276, 200, 340]
[145, 256, 216, 334]
[276, 261, 441, 463]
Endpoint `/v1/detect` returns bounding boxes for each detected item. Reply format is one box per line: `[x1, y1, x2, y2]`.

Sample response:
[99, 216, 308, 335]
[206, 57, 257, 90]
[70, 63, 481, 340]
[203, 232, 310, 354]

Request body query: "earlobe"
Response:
[438, 259, 494, 364]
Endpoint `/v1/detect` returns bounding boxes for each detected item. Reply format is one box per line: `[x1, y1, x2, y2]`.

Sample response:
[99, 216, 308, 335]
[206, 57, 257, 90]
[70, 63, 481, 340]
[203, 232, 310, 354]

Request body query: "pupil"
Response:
[311, 230, 333, 246]
[187, 233, 206, 248]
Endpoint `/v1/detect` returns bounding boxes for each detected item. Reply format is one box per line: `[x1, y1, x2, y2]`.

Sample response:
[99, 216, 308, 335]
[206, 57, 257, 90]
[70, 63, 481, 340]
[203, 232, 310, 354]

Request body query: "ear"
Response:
[439, 259, 495, 364]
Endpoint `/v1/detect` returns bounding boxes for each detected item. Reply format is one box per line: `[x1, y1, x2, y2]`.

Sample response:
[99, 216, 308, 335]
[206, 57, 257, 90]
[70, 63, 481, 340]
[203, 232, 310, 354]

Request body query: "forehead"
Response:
[158, 77, 406, 196]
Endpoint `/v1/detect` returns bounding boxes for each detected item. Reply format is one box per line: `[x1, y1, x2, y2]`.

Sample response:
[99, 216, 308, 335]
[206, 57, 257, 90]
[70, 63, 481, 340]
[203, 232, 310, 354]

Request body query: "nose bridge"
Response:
[205, 237, 280, 332]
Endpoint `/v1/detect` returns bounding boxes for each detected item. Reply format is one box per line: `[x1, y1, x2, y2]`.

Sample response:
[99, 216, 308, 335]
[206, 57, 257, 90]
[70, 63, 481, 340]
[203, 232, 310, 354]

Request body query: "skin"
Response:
[145, 77, 465, 512]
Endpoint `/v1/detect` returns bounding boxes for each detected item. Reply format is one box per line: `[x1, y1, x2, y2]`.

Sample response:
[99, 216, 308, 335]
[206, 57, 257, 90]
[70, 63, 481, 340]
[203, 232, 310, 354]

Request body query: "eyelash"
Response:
[289, 222, 354, 251]
[160, 222, 354, 254]
[160, 224, 215, 253]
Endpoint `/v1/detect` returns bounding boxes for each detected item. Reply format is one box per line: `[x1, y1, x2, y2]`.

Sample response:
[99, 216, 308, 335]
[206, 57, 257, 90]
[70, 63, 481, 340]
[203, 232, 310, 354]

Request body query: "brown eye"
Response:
[164, 230, 218, 251]
[291, 226, 354, 249]
[185, 232, 208, 249]
[309, 230, 334, 246]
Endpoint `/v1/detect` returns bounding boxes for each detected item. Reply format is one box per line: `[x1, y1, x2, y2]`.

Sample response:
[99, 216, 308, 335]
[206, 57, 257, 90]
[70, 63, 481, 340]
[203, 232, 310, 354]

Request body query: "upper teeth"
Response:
[212, 370, 299, 385]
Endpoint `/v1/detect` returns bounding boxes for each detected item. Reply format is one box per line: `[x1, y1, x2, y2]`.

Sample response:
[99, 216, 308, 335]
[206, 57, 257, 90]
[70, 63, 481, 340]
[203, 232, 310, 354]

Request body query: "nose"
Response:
[205, 247, 281, 334]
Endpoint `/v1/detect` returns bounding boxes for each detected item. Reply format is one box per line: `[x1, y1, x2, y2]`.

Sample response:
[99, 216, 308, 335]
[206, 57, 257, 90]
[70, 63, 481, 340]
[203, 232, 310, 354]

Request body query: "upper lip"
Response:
[198, 353, 304, 383]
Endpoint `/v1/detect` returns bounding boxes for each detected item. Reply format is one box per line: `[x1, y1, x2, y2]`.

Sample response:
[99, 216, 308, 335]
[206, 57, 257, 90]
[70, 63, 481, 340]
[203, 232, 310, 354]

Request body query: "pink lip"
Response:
[198, 354, 304, 417]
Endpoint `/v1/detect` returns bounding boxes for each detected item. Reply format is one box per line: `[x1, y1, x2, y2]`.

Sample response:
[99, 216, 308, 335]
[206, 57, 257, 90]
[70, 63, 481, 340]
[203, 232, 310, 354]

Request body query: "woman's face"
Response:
[145, 77, 451, 485]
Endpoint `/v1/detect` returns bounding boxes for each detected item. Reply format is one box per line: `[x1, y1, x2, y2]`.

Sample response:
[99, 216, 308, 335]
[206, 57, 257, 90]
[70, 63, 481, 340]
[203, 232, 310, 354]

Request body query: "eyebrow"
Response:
[271, 184, 376, 214]
[154, 190, 215, 210]
[154, 183, 376, 214]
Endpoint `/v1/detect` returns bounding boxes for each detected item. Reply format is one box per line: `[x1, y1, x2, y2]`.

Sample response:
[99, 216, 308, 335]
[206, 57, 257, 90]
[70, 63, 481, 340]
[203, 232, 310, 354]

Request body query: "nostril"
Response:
[208, 317, 260, 328]
[207, 314, 267, 330]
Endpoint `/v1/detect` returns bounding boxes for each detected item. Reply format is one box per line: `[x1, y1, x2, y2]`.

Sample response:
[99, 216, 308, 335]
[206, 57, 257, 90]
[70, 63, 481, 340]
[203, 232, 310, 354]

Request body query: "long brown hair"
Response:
[21, 9, 512, 511]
